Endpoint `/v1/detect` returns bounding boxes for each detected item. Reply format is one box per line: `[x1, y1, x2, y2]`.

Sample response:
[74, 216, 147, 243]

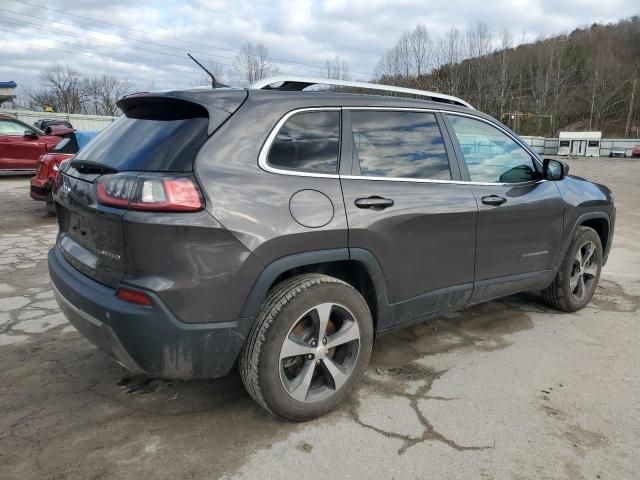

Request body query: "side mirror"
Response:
[543, 158, 569, 181]
[24, 131, 39, 140]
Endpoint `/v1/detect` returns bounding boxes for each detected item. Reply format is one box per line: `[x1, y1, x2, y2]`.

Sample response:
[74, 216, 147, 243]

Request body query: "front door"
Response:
[340, 109, 478, 327]
[444, 113, 564, 302]
[0, 119, 46, 169]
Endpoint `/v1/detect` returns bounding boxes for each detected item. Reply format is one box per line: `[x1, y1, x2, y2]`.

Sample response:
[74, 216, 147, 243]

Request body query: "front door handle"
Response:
[355, 196, 394, 210]
[481, 195, 507, 206]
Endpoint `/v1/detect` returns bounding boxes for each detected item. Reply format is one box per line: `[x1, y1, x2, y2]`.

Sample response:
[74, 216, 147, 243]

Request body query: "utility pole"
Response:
[625, 77, 637, 139]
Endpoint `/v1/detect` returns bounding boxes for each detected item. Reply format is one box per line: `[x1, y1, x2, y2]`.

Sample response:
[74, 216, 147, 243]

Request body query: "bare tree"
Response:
[465, 22, 492, 58]
[625, 76, 637, 137]
[83, 74, 133, 116]
[375, 47, 402, 83]
[433, 27, 463, 94]
[323, 55, 351, 80]
[496, 29, 513, 115]
[465, 22, 492, 109]
[376, 24, 434, 86]
[24, 65, 134, 115]
[235, 43, 279, 85]
[409, 23, 432, 83]
[27, 65, 84, 114]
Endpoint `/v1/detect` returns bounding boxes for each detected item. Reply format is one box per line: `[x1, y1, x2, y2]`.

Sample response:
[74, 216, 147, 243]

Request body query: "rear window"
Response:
[75, 99, 209, 172]
[267, 110, 340, 174]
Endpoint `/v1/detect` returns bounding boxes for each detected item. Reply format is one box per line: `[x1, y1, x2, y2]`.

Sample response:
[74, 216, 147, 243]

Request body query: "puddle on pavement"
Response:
[591, 279, 640, 313]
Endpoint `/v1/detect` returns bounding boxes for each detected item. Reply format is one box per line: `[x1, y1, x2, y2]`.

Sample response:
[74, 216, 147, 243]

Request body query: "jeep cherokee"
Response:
[49, 77, 615, 421]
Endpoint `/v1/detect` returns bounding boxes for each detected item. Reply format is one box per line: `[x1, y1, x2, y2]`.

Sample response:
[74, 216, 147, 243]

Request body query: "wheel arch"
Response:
[239, 248, 393, 331]
[562, 212, 612, 267]
[580, 217, 609, 253]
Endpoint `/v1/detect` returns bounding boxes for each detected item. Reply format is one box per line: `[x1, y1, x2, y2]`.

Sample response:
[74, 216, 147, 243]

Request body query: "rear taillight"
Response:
[96, 174, 203, 212]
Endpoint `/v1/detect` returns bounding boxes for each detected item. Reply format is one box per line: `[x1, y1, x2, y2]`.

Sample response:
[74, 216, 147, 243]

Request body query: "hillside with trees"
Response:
[375, 17, 640, 137]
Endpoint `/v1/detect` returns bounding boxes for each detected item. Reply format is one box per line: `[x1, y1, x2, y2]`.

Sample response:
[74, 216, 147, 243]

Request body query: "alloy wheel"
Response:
[570, 240, 599, 301]
[279, 303, 360, 403]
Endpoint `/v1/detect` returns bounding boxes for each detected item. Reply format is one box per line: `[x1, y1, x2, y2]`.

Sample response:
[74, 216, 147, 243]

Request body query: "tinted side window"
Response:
[448, 115, 537, 183]
[267, 111, 340, 174]
[351, 111, 451, 180]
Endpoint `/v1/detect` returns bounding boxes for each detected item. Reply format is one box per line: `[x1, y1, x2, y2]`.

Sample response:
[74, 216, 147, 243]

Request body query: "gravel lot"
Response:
[1, 157, 639, 480]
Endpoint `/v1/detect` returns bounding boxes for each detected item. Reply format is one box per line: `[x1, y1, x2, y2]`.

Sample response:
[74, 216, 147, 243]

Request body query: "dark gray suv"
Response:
[49, 77, 615, 420]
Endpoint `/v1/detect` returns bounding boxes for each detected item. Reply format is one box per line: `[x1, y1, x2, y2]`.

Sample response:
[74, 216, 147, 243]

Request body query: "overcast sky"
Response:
[1, 0, 639, 96]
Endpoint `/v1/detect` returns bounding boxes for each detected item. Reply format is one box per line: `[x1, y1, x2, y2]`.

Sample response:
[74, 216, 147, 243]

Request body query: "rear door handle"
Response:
[354, 196, 394, 210]
[481, 195, 507, 206]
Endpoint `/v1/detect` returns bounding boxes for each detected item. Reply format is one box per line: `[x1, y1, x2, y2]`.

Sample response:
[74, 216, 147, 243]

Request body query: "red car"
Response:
[0, 114, 66, 171]
[632, 145, 640, 158]
[30, 130, 99, 212]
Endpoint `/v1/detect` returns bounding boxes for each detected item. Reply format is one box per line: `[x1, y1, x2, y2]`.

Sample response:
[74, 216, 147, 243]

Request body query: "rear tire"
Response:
[239, 274, 373, 421]
[542, 226, 602, 312]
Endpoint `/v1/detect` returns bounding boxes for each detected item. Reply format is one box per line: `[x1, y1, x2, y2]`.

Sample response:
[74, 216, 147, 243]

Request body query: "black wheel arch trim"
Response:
[239, 247, 394, 330]
[561, 211, 612, 267]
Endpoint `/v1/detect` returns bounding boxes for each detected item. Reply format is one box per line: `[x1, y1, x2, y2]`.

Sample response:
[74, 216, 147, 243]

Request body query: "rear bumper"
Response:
[30, 184, 52, 202]
[48, 246, 253, 379]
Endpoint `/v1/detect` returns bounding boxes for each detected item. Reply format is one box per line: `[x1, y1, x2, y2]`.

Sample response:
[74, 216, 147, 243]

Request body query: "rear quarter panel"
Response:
[193, 95, 349, 266]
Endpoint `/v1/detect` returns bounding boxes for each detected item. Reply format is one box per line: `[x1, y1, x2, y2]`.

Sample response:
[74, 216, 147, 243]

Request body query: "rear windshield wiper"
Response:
[69, 160, 118, 174]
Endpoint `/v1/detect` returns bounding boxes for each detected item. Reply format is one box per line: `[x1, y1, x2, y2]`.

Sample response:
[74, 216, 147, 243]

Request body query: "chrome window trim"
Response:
[347, 106, 440, 113]
[258, 106, 544, 186]
[258, 107, 342, 179]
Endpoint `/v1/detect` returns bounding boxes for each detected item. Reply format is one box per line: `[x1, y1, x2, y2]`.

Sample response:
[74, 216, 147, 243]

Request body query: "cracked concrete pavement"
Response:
[1, 157, 639, 479]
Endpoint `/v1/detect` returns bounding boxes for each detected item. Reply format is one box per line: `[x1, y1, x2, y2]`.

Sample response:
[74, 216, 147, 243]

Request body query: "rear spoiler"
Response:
[117, 89, 248, 135]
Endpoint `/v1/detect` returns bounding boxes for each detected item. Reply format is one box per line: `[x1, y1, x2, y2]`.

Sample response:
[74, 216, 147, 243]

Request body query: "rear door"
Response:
[443, 113, 564, 301]
[340, 109, 478, 327]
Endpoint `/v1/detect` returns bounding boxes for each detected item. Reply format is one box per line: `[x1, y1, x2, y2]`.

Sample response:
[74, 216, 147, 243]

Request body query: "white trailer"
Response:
[557, 131, 602, 157]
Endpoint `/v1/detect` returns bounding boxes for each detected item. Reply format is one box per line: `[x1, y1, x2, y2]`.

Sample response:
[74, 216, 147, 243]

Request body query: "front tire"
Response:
[542, 226, 602, 312]
[239, 274, 373, 421]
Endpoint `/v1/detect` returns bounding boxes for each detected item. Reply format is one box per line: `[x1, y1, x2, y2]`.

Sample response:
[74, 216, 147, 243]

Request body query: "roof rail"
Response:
[249, 76, 473, 109]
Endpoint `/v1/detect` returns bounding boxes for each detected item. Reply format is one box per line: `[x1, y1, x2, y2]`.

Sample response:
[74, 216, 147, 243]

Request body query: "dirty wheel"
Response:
[542, 226, 603, 312]
[239, 274, 373, 421]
